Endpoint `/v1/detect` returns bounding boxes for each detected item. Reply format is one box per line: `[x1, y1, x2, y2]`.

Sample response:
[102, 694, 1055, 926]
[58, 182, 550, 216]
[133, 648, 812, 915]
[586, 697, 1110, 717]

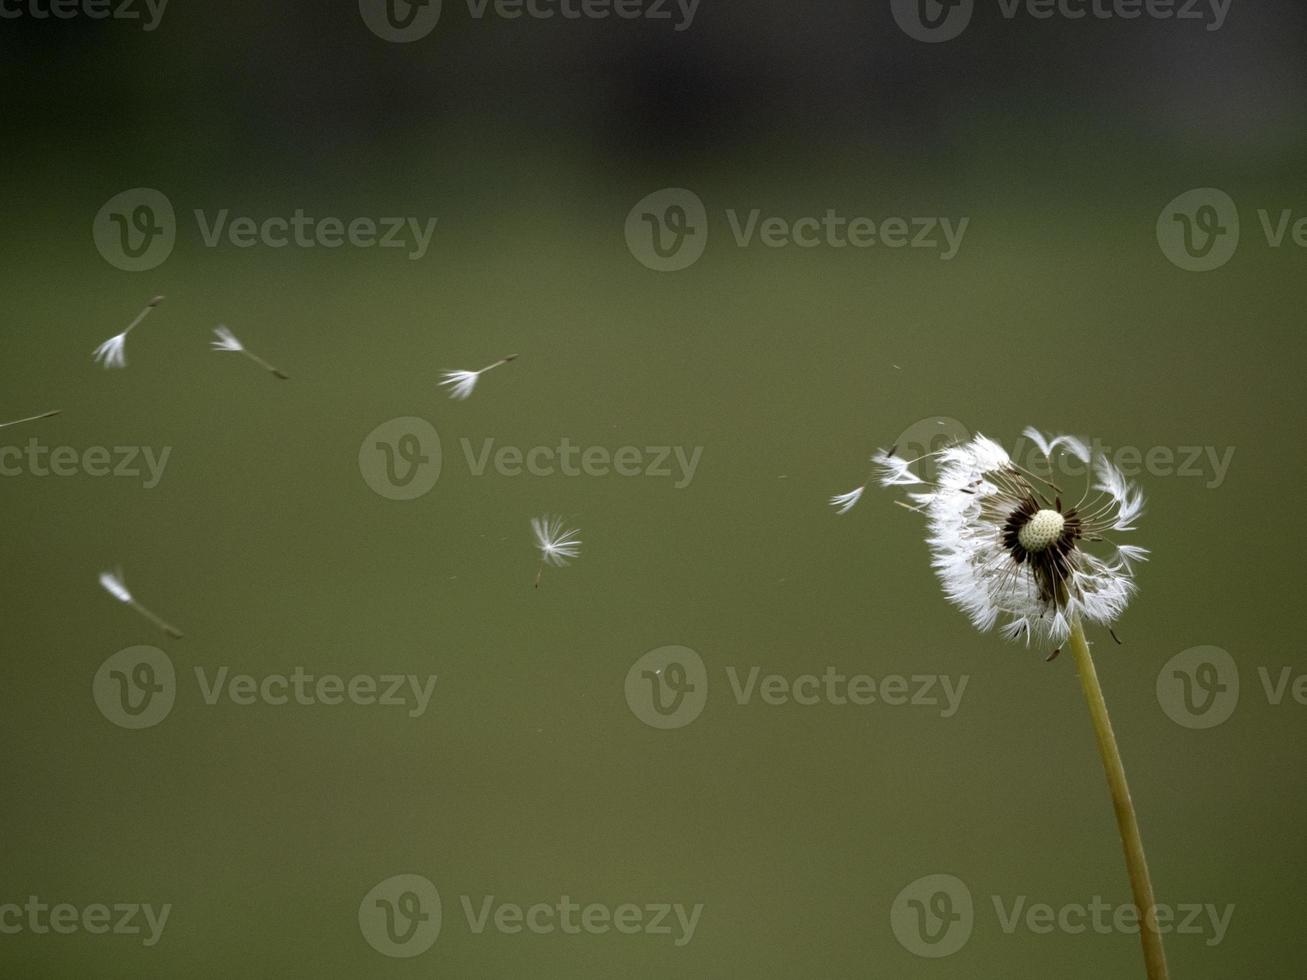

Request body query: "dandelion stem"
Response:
[130, 600, 183, 639]
[1068, 617, 1168, 980]
[0, 410, 60, 429]
[240, 348, 289, 380]
[480, 354, 518, 374]
[124, 295, 164, 336]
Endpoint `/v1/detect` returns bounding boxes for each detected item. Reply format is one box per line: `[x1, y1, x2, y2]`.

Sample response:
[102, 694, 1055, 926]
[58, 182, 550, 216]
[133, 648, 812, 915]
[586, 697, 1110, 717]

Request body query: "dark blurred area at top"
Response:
[1, 2, 1303, 178]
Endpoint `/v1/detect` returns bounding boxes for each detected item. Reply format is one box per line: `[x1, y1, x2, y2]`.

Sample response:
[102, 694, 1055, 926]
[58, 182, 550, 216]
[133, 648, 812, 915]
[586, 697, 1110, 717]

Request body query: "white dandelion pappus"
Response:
[829, 426, 962, 516]
[99, 568, 183, 638]
[440, 354, 518, 400]
[92, 333, 128, 369]
[91, 295, 164, 370]
[829, 486, 865, 515]
[211, 326, 244, 352]
[211, 325, 290, 379]
[874, 428, 1147, 653]
[531, 514, 581, 588]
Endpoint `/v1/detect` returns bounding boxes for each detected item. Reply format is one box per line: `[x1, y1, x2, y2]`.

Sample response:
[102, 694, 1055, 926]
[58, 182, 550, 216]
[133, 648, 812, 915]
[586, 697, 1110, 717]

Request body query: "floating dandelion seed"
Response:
[92, 295, 164, 369]
[531, 514, 581, 588]
[866, 425, 1167, 980]
[98, 569, 183, 638]
[829, 449, 903, 515]
[440, 354, 518, 400]
[0, 410, 60, 429]
[828, 486, 864, 515]
[211, 326, 289, 380]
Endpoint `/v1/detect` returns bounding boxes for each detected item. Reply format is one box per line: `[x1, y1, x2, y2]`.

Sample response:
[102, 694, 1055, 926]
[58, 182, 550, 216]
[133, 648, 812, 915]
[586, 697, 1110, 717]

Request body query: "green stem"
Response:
[1068, 618, 1169, 980]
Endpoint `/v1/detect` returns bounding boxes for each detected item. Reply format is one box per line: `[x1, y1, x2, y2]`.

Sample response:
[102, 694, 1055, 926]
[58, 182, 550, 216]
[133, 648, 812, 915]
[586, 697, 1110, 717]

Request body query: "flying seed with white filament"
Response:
[92, 295, 164, 369]
[440, 354, 518, 400]
[99, 569, 183, 638]
[211, 326, 290, 380]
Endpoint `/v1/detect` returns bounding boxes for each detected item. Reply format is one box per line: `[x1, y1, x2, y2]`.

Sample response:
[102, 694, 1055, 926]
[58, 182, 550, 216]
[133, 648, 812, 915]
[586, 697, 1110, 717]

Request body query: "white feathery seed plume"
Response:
[531, 514, 581, 589]
[866, 426, 1147, 655]
[829, 449, 924, 515]
[211, 326, 289, 379]
[99, 568, 183, 638]
[440, 354, 518, 400]
[92, 295, 164, 369]
[829, 486, 865, 515]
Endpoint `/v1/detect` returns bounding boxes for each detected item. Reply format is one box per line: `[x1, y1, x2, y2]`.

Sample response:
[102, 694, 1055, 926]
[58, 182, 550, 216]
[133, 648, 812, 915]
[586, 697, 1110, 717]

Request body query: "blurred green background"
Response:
[2, 3, 1305, 977]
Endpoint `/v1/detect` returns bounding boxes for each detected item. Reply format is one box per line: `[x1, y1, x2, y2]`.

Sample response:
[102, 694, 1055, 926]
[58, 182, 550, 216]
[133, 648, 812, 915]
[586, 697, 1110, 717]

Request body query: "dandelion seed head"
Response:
[1017, 509, 1066, 553]
[875, 427, 1146, 649]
